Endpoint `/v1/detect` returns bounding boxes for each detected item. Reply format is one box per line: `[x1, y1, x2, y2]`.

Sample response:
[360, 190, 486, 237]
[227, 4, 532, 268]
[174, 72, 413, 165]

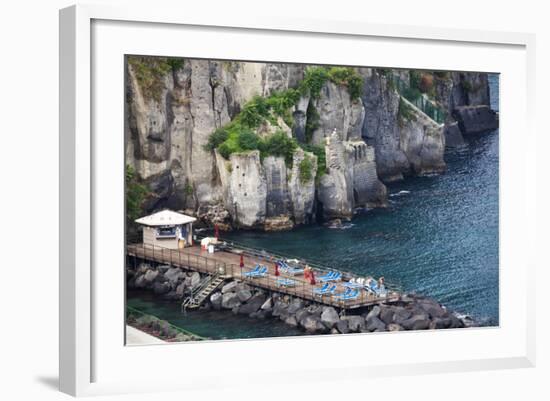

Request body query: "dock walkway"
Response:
[127, 241, 400, 310]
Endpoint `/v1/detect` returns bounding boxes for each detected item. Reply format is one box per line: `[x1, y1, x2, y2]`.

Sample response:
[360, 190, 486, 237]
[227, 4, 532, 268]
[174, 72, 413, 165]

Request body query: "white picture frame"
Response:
[59, 4, 536, 397]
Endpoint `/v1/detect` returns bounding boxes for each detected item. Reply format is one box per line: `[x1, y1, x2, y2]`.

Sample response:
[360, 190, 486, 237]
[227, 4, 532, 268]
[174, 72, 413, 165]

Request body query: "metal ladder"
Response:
[181, 274, 226, 312]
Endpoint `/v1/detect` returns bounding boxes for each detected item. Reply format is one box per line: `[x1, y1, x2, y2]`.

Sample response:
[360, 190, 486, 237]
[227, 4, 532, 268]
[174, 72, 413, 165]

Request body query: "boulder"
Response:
[143, 270, 159, 284]
[449, 314, 466, 329]
[134, 274, 147, 288]
[153, 281, 171, 295]
[365, 305, 381, 320]
[157, 265, 171, 274]
[284, 315, 299, 327]
[137, 263, 151, 274]
[210, 292, 223, 310]
[346, 316, 365, 332]
[379, 307, 395, 325]
[238, 293, 266, 315]
[306, 304, 323, 317]
[366, 316, 386, 332]
[429, 317, 452, 330]
[320, 307, 340, 329]
[221, 281, 239, 294]
[287, 298, 305, 315]
[175, 282, 187, 298]
[221, 292, 241, 309]
[188, 272, 201, 291]
[295, 308, 310, 324]
[453, 105, 498, 134]
[272, 301, 289, 318]
[387, 323, 403, 332]
[164, 267, 184, 283]
[401, 314, 431, 330]
[301, 315, 322, 333]
[237, 289, 253, 303]
[336, 319, 350, 334]
[260, 298, 273, 311]
[392, 307, 412, 324]
[444, 122, 465, 147]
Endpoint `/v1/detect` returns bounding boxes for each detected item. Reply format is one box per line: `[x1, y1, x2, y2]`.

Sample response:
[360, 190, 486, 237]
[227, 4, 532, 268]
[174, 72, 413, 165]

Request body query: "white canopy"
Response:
[135, 210, 196, 227]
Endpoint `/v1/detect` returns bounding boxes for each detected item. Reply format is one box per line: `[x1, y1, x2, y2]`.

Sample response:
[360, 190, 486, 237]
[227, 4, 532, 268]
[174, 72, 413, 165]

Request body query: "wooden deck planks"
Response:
[127, 243, 400, 309]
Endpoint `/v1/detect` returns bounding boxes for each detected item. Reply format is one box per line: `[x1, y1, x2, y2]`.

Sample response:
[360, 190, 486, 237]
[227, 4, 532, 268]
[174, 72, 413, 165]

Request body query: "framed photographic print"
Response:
[59, 4, 536, 396]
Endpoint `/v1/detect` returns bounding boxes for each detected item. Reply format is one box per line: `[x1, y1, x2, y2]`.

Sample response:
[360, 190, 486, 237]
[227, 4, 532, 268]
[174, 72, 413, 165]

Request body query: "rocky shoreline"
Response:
[127, 262, 474, 337]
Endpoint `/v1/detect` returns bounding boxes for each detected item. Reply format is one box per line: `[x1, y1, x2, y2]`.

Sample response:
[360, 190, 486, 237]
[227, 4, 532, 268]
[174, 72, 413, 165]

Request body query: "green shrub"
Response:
[304, 102, 320, 143]
[299, 66, 329, 98]
[184, 182, 193, 196]
[125, 165, 149, 223]
[237, 96, 270, 128]
[127, 56, 184, 101]
[298, 155, 314, 183]
[299, 144, 326, 180]
[259, 131, 297, 166]
[237, 129, 261, 151]
[204, 128, 229, 151]
[327, 67, 363, 99]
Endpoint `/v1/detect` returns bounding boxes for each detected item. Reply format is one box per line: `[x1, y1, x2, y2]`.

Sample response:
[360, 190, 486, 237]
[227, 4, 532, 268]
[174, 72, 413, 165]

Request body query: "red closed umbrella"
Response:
[214, 224, 220, 240]
[274, 262, 280, 277]
[239, 254, 244, 268]
[309, 270, 316, 285]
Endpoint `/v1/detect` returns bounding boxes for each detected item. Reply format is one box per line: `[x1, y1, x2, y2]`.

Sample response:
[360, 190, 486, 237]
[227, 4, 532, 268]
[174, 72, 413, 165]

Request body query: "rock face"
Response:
[360, 69, 445, 181]
[453, 106, 499, 134]
[127, 59, 494, 228]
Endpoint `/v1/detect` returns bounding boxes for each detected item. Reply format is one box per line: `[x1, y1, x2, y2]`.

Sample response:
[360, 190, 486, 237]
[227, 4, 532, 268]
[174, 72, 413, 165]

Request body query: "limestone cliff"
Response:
[126, 57, 495, 228]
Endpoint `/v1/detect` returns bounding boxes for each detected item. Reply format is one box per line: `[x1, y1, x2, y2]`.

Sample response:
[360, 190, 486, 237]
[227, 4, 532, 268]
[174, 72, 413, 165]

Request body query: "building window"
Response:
[156, 226, 176, 238]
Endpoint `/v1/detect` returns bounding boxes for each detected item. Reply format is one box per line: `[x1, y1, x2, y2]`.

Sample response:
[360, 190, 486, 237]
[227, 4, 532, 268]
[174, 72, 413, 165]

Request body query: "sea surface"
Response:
[127, 74, 500, 338]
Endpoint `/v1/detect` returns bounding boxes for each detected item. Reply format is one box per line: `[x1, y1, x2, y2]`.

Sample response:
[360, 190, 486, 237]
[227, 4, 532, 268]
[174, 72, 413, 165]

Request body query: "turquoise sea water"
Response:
[127, 74, 500, 337]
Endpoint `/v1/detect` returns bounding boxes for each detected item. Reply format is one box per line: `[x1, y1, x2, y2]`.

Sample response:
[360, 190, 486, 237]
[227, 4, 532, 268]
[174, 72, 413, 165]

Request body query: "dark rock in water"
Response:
[401, 314, 430, 330]
[260, 297, 273, 311]
[175, 282, 187, 298]
[336, 319, 350, 334]
[379, 307, 395, 325]
[272, 301, 289, 318]
[143, 270, 159, 284]
[345, 316, 366, 332]
[157, 265, 171, 274]
[392, 307, 412, 324]
[164, 267, 184, 283]
[306, 304, 323, 317]
[238, 293, 266, 315]
[320, 307, 340, 329]
[153, 281, 171, 295]
[419, 301, 448, 319]
[453, 105, 498, 134]
[430, 317, 452, 329]
[301, 315, 322, 333]
[366, 316, 386, 332]
[287, 298, 305, 314]
[295, 308, 310, 325]
[236, 289, 253, 303]
[284, 315, 299, 327]
[449, 314, 466, 329]
[365, 305, 381, 320]
[221, 281, 239, 294]
[210, 292, 222, 310]
[221, 292, 241, 309]
[134, 274, 147, 288]
[444, 122, 465, 147]
[387, 323, 404, 331]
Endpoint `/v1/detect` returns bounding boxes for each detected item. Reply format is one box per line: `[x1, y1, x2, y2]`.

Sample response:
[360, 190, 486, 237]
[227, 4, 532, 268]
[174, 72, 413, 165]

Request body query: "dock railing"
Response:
[193, 233, 402, 294]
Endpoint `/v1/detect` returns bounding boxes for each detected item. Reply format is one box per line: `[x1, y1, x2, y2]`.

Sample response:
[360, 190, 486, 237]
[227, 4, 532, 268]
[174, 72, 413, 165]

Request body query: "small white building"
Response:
[135, 210, 196, 250]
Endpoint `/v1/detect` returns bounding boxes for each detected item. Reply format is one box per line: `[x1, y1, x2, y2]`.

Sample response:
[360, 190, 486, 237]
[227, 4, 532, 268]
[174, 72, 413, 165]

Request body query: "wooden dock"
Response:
[127, 242, 400, 310]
